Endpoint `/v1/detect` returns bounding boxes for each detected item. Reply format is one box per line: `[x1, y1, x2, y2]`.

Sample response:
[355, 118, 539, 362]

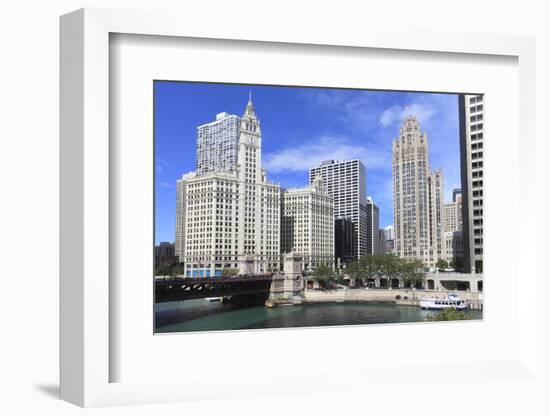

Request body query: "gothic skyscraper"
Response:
[175, 97, 281, 276]
[392, 116, 445, 268]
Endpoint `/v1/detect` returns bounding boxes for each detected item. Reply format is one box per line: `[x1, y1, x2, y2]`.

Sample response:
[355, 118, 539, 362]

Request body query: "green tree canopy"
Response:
[450, 257, 464, 271]
[348, 255, 381, 287]
[345, 261, 361, 281]
[401, 259, 425, 287]
[436, 259, 449, 270]
[333, 268, 349, 285]
[154, 263, 184, 277]
[379, 254, 404, 281]
[359, 255, 380, 280]
[428, 308, 472, 321]
[221, 268, 239, 277]
[311, 263, 333, 283]
[344, 254, 426, 288]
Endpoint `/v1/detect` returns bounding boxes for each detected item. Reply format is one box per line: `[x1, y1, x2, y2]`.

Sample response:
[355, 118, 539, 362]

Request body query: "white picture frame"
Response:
[60, 7, 539, 408]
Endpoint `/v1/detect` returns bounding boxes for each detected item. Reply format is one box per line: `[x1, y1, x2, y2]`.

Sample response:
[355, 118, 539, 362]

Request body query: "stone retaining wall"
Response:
[303, 289, 483, 309]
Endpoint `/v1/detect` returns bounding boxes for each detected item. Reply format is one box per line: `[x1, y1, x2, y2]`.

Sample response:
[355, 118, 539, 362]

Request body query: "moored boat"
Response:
[420, 293, 468, 310]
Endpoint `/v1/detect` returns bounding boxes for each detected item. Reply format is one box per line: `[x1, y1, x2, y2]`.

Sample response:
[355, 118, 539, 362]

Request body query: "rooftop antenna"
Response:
[248, 89, 252, 104]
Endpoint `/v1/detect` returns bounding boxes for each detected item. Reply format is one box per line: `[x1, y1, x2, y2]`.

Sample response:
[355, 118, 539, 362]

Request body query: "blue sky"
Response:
[155, 81, 460, 244]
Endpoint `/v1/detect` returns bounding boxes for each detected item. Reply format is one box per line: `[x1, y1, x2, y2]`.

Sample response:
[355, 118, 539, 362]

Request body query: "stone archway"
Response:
[427, 279, 435, 290]
[391, 278, 400, 289]
[379, 278, 388, 288]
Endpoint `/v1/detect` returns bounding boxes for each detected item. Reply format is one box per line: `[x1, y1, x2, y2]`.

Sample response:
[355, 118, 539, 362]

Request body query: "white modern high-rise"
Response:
[309, 160, 368, 259]
[383, 225, 395, 241]
[460, 94, 484, 273]
[196, 111, 241, 175]
[392, 116, 445, 268]
[281, 178, 334, 271]
[175, 97, 281, 277]
[366, 197, 380, 255]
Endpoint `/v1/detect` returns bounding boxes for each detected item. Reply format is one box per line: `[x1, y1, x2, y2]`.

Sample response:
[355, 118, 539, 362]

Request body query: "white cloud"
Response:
[263, 135, 390, 173]
[156, 157, 171, 173]
[303, 90, 377, 127]
[310, 90, 345, 107]
[159, 181, 172, 188]
[378, 103, 435, 127]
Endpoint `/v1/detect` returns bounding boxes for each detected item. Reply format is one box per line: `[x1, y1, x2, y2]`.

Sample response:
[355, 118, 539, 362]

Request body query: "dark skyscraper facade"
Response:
[334, 218, 356, 267]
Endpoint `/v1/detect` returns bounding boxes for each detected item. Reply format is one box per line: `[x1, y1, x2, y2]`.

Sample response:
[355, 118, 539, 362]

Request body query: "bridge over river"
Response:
[155, 275, 274, 303]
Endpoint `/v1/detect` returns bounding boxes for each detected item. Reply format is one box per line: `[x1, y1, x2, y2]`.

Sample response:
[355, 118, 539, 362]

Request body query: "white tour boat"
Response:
[420, 293, 469, 310]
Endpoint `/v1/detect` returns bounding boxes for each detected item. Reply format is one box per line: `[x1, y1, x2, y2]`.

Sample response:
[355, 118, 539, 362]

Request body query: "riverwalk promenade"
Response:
[302, 288, 483, 310]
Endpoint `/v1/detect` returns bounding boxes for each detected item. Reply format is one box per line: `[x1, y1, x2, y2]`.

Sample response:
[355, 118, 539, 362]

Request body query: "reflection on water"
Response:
[155, 299, 482, 333]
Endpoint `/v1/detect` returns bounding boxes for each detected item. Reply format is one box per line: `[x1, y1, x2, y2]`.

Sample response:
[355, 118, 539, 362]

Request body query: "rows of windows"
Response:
[470, 103, 484, 113]
[470, 114, 483, 123]
[196, 116, 240, 175]
[468, 96, 484, 264]
[469, 96, 483, 104]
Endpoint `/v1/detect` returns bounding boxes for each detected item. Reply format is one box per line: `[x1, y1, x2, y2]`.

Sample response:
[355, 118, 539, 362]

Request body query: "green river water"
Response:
[155, 299, 482, 333]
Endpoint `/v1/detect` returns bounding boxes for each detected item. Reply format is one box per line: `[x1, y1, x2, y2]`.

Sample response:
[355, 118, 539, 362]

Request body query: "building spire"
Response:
[244, 90, 257, 120]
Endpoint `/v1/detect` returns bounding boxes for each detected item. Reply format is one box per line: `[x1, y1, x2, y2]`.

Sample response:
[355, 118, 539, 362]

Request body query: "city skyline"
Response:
[155, 82, 460, 244]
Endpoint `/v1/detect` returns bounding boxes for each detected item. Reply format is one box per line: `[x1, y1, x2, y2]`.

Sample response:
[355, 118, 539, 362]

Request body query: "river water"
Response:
[155, 299, 482, 333]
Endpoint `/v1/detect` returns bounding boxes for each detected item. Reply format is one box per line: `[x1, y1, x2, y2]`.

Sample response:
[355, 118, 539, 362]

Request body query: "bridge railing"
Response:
[155, 274, 273, 283]
[154, 274, 274, 302]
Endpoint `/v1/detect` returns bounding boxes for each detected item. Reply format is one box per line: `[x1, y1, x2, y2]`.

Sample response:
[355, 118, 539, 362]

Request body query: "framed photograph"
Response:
[60, 8, 538, 408]
[153, 81, 483, 335]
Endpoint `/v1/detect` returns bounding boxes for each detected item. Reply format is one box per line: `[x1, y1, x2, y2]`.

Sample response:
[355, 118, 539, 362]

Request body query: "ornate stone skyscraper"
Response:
[175, 96, 281, 277]
[235, 96, 281, 274]
[393, 116, 430, 261]
[392, 116, 445, 268]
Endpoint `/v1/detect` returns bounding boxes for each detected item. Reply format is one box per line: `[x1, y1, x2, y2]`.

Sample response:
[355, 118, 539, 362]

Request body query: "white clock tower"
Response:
[235, 93, 281, 274]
